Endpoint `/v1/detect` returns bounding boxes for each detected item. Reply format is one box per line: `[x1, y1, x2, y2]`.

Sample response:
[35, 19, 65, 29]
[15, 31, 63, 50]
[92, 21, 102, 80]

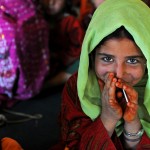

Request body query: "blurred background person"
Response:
[80, 0, 105, 31]
[40, 0, 84, 89]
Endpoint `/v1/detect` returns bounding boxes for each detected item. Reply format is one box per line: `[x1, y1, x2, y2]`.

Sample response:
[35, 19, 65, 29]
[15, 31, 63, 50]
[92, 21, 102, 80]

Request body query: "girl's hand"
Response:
[122, 85, 138, 122]
[116, 81, 139, 122]
[98, 73, 123, 124]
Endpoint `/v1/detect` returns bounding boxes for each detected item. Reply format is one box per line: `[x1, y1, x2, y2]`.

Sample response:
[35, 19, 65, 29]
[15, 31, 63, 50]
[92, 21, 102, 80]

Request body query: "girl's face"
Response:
[94, 38, 146, 86]
[41, 0, 65, 16]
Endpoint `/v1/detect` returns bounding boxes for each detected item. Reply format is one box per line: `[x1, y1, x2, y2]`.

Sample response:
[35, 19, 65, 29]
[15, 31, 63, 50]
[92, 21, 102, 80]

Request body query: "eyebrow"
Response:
[97, 53, 145, 59]
[97, 53, 114, 57]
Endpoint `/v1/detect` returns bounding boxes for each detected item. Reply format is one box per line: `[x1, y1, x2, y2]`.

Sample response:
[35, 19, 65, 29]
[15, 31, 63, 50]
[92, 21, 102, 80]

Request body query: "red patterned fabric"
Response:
[53, 72, 150, 150]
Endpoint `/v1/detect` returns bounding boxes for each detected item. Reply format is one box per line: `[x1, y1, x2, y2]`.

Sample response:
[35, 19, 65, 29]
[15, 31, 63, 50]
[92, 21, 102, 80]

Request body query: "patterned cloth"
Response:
[0, 0, 50, 107]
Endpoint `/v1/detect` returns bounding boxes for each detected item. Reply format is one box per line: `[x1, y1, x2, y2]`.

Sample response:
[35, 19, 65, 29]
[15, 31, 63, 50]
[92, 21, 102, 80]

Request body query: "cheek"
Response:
[94, 63, 110, 81]
[129, 67, 146, 85]
[137, 65, 146, 78]
[139, 68, 145, 78]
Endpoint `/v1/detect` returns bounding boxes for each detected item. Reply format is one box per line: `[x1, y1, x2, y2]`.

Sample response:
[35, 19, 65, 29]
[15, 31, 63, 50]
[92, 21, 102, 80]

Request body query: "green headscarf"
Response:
[77, 0, 150, 137]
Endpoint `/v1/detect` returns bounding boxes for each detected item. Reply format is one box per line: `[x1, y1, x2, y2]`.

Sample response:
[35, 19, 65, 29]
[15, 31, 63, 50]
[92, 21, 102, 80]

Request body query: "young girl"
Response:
[52, 0, 150, 149]
[40, 0, 84, 88]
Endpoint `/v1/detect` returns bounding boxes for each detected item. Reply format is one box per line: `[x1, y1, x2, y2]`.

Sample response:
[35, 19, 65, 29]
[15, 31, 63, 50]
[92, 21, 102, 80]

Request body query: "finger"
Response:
[115, 81, 123, 89]
[108, 77, 117, 100]
[104, 73, 115, 90]
[124, 105, 138, 122]
[123, 85, 138, 104]
[109, 99, 123, 117]
[127, 102, 138, 111]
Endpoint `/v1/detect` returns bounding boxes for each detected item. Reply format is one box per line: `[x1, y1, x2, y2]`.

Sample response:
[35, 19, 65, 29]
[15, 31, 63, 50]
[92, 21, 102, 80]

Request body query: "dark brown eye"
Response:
[102, 56, 113, 62]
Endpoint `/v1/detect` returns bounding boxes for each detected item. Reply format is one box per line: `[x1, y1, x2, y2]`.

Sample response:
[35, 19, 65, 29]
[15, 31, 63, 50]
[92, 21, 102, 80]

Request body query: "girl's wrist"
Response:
[124, 117, 141, 134]
[123, 128, 144, 139]
[100, 114, 118, 137]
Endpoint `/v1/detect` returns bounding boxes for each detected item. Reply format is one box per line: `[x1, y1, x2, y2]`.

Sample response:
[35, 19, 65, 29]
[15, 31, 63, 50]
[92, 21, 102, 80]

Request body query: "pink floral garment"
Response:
[0, 0, 50, 107]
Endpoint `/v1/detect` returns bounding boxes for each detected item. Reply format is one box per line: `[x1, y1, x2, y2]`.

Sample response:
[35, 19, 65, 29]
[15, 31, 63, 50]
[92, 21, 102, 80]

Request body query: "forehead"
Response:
[96, 38, 143, 56]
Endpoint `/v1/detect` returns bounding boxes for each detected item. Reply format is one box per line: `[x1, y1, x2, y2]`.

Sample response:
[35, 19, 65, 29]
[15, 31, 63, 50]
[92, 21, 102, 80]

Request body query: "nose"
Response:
[115, 63, 125, 79]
